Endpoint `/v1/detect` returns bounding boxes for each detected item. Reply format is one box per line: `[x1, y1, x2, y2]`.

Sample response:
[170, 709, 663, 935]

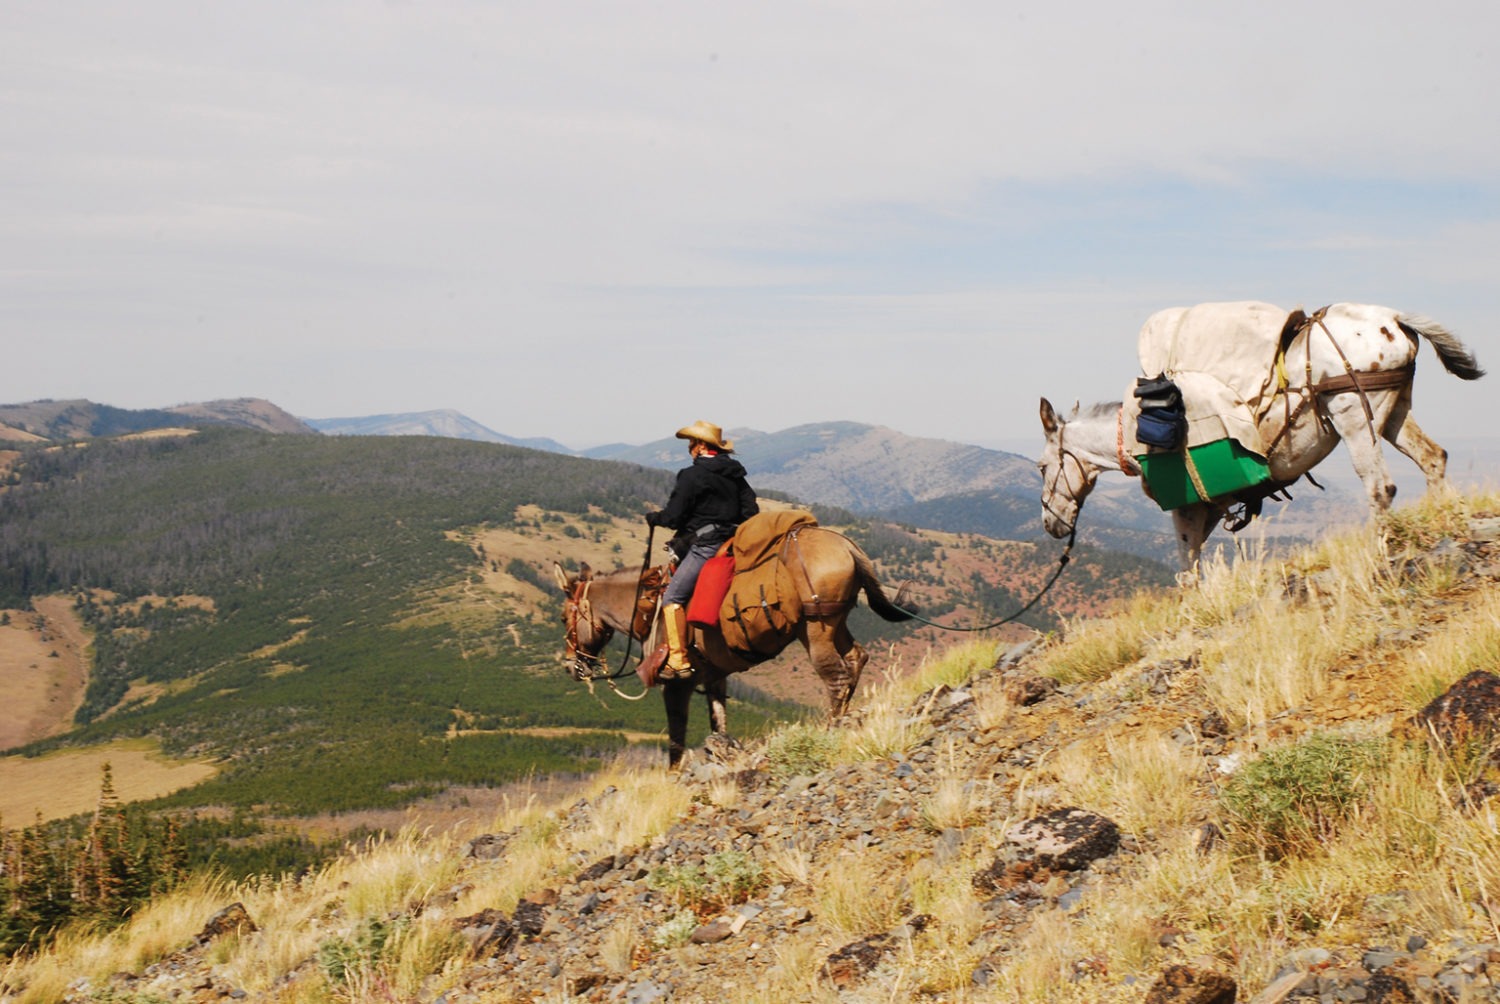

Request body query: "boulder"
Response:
[1143, 964, 1236, 1003]
[195, 902, 256, 944]
[1007, 807, 1120, 871]
[1411, 670, 1500, 748]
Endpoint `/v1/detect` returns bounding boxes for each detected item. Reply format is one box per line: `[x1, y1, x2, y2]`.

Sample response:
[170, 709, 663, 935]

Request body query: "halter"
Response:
[1040, 422, 1093, 537]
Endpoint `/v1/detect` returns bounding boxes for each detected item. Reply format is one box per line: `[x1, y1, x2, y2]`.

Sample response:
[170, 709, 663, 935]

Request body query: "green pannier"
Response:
[1136, 438, 1272, 511]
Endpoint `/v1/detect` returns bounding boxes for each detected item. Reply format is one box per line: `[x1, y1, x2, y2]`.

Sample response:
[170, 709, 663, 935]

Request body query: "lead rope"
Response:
[889, 524, 1075, 633]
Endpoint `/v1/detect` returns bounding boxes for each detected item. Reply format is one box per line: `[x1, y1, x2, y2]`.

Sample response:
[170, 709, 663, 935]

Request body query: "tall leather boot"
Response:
[660, 603, 693, 680]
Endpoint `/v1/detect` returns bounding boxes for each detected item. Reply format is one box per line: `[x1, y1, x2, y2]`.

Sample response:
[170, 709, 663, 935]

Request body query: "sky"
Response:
[4, 2, 1498, 455]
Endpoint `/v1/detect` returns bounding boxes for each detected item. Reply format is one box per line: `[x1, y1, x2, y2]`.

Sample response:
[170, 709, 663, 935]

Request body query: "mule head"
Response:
[1038, 397, 1101, 539]
[553, 561, 613, 681]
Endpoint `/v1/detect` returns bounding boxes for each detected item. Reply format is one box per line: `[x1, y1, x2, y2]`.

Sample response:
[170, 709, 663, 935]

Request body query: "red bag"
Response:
[686, 554, 736, 626]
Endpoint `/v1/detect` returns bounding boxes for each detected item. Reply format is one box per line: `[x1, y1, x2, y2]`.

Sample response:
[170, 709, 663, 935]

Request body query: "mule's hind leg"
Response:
[806, 619, 866, 719]
[1325, 394, 1397, 511]
[703, 674, 730, 736]
[1382, 396, 1449, 493]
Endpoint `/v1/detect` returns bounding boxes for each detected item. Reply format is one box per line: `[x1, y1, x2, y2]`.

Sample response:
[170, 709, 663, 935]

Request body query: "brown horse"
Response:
[553, 525, 915, 766]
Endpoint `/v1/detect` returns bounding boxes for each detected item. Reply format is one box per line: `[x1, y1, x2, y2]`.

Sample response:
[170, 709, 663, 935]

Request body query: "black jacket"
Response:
[647, 452, 758, 541]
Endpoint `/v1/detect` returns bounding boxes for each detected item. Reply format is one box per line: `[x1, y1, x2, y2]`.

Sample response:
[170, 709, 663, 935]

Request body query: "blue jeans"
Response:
[663, 540, 719, 606]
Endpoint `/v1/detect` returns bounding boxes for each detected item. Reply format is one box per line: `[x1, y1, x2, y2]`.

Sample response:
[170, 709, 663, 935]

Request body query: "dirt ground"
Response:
[0, 595, 88, 752]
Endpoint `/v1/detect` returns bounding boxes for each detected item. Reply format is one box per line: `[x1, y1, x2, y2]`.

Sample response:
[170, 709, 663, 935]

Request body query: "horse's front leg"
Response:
[662, 679, 695, 768]
[1171, 504, 1216, 583]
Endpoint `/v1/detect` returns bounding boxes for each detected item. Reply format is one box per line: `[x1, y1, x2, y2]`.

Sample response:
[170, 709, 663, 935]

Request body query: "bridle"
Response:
[561, 565, 669, 683]
[562, 577, 613, 680]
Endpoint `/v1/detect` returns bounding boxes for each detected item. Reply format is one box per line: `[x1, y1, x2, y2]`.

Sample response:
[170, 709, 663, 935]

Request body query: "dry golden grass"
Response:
[917, 736, 999, 834]
[0, 596, 88, 752]
[1037, 591, 1173, 685]
[815, 852, 910, 939]
[905, 857, 989, 995]
[442, 759, 689, 925]
[832, 640, 999, 766]
[599, 911, 643, 974]
[0, 754, 687, 1002]
[0, 739, 218, 826]
[765, 838, 815, 887]
[1398, 589, 1500, 709]
[1048, 732, 1205, 841]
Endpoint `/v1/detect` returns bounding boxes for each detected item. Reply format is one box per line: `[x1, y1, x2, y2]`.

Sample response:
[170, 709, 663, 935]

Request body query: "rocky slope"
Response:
[20, 504, 1500, 1004]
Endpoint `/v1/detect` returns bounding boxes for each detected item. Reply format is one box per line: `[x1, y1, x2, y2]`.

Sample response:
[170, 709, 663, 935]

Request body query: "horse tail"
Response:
[849, 544, 918, 622]
[1399, 314, 1486, 381]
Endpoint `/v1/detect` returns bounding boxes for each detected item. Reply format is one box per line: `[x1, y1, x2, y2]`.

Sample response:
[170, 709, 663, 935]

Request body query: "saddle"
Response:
[684, 510, 819, 658]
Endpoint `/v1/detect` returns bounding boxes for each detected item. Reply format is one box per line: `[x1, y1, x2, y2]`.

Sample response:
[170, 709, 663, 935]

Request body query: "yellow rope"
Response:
[1181, 444, 1211, 503]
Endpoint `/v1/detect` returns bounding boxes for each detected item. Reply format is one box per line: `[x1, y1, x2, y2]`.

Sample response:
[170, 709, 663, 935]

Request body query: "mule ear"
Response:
[578, 562, 593, 581]
[1039, 397, 1060, 434]
[551, 562, 572, 592]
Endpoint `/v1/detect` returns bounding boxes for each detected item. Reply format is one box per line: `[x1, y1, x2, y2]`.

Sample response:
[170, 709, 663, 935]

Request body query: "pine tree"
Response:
[14, 813, 72, 939]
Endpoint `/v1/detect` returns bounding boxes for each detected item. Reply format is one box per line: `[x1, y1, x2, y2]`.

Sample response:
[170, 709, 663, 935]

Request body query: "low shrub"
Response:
[1218, 732, 1388, 859]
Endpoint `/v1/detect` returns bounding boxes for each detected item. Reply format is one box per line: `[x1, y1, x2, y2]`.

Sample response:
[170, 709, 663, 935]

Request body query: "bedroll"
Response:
[716, 510, 817, 657]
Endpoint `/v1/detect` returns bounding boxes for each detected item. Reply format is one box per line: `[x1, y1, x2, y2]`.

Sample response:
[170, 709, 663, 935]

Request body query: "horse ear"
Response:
[551, 562, 572, 592]
[1039, 397, 1060, 434]
[1069, 400, 1081, 419]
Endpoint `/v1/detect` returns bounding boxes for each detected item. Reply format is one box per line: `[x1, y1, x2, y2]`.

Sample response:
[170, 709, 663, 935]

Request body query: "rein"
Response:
[564, 527, 661, 697]
[604, 523, 656, 681]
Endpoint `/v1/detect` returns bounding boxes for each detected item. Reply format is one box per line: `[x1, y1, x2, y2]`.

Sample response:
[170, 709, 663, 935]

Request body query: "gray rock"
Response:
[1007, 807, 1121, 871]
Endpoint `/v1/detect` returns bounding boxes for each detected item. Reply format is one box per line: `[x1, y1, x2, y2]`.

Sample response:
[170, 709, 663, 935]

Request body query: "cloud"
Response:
[1, 1, 1496, 453]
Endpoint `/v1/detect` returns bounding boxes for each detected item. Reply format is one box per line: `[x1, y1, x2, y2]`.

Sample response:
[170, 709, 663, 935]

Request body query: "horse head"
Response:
[1038, 397, 1102, 539]
[552, 561, 614, 681]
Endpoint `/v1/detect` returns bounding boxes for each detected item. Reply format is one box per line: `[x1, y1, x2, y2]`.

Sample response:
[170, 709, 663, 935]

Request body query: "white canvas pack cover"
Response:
[1122, 300, 1290, 456]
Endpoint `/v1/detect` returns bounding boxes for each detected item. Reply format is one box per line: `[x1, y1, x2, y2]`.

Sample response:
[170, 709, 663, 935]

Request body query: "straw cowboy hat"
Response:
[675, 420, 734, 453]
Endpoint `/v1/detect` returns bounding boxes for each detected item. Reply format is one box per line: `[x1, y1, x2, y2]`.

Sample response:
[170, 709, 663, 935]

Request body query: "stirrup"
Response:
[658, 660, 695, 681]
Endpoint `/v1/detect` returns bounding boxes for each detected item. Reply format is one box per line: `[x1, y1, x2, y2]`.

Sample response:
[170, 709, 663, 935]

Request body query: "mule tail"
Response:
[850, 546, 918, 622]
[1399, 314, 1486, 380]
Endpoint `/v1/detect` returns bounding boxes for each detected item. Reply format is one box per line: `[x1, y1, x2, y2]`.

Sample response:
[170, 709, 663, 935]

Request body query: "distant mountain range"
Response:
[18, 397, 1466, 562]
[303, 409, 573, 454]
[583, 421, 1041, 513]
[0, 398, 315, 441]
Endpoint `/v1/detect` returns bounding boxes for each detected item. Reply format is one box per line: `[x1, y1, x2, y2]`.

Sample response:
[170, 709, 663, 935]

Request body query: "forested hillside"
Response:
[0, 398, 313, 440]
[0, 430, 1169, 841]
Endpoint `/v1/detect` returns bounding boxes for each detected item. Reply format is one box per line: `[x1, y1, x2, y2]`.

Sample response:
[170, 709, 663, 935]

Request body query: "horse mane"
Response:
[1077, 401, 1122, 423]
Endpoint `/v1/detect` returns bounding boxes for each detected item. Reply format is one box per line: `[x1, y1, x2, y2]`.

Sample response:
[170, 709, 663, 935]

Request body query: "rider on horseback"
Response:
[646, 420, 759, 680]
